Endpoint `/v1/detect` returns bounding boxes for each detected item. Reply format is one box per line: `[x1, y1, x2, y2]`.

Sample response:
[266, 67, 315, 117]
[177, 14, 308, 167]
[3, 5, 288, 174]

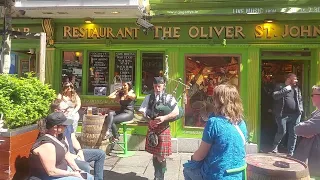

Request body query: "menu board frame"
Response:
[88, 51, 110, 96]
[20, 59, 30, 76]
[114, 52, 136, 83]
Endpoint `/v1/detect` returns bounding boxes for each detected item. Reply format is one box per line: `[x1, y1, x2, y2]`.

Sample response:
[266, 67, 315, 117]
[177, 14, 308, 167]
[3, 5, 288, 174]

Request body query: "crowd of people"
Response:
[26, 73, 320, 180]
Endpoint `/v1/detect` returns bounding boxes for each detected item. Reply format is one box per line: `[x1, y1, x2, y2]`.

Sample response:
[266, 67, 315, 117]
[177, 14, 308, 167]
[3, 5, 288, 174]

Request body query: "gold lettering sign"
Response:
[63, 26, 139, 39]
[12, 27, 30, 33]
[255, 24, 320, 39]
[62, 25, 320, 40]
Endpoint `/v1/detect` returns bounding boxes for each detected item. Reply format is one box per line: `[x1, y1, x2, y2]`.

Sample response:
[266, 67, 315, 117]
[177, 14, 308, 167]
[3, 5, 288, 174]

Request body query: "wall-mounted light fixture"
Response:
[264, 19, 274, 23]
[75, 52, 81, 57]
[28, 49, 35, 54]
[84, 17, 94, 24]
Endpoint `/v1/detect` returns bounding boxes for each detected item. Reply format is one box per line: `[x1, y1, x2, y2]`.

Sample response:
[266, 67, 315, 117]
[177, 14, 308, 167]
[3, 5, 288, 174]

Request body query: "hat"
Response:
[153, 77, 165, 84]
[45, 112, 73, 129]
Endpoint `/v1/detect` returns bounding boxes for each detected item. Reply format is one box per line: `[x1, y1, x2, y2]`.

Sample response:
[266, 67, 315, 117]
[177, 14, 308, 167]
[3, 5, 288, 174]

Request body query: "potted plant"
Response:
[0, 73, 56, 180]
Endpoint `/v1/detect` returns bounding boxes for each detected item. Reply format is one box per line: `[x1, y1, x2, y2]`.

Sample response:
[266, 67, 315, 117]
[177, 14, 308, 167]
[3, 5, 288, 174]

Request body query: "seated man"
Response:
[51, 99, 106, 180]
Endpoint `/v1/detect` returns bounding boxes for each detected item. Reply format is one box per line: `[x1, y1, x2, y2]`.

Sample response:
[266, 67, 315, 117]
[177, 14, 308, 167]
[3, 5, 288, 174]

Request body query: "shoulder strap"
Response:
[44, 134, 68, 153]
[233, 124, 246, 145]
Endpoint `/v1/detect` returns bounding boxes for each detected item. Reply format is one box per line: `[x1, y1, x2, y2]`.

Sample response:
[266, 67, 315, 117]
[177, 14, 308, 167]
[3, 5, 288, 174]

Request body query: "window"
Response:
[114, 52, 136, 84]
[88, 52, 109, 96]
[185, 55, 240, 128]
[142, 53, 164, 95]
[62, 51, 83, 94]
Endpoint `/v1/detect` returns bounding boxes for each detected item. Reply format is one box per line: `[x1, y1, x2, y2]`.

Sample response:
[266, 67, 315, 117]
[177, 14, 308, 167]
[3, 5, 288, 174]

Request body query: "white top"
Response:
[139, 93, 177, 117]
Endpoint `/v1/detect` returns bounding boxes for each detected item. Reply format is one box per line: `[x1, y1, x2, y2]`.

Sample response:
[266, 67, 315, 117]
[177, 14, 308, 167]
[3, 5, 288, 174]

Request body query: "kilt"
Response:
[145, 123, 172, 157]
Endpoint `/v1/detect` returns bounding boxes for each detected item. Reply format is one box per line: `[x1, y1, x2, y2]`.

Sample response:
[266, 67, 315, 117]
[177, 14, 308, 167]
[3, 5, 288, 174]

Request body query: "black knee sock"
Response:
[153, 157, 160, 177]
[159, 159, 167, 178]
[153, 157, 166, 179]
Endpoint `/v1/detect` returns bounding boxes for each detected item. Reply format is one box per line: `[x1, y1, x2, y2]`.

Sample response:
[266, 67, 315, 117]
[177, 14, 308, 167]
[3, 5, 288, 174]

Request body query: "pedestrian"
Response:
[139, 76, 180, 180]
[271, 73, 303, 157]
[294, 85, 320, 178]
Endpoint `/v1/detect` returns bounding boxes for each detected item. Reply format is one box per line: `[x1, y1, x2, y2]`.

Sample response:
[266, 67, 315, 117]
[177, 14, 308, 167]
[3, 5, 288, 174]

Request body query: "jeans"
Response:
[273, 113, 301, 155]
[75, 149, 106, 180]
[183, 167, 204, 180]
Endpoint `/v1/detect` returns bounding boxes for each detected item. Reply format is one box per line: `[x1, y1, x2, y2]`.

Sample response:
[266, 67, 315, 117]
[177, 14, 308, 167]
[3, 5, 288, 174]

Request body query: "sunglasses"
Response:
[64, 85, 74, 88]
[311, 94, 320, 97]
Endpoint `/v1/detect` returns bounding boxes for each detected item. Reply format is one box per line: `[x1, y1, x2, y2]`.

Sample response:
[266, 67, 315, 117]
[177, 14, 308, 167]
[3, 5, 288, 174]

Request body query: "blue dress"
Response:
[201, 116, 247, 180]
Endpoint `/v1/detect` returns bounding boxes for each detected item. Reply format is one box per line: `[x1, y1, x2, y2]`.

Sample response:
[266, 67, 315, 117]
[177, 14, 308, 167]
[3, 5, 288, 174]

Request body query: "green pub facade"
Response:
[7, 14, 320, 150]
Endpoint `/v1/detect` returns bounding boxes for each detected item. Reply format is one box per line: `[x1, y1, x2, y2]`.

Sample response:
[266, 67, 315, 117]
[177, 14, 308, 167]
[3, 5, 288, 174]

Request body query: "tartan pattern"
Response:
[145, 123, 172, 157]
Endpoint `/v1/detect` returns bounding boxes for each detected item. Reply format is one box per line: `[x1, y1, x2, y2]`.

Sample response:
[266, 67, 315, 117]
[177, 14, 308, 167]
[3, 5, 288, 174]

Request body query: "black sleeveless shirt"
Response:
[120, 99, 135, 112]
[28, 134, 68, 179]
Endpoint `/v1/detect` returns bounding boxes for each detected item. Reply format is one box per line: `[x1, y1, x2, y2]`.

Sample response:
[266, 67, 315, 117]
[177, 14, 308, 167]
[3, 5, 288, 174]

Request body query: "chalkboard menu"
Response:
[20, 59, 30, 75]
[88, 52, 109, 95]
[115, 52, 135, 82]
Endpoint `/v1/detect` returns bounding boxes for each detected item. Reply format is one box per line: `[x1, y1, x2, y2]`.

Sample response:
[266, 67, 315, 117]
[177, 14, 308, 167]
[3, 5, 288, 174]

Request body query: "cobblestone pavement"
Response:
[102, 151, 192, 180]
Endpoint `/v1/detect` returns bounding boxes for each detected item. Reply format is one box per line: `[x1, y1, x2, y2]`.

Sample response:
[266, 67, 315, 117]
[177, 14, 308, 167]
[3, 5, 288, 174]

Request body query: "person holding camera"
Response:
[104, 81, 136, 141]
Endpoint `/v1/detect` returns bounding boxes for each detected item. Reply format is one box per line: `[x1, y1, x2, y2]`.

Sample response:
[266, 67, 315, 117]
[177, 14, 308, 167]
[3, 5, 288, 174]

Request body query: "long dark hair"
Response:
[126, 81, 133, 91]
[119, 81, 134, 98]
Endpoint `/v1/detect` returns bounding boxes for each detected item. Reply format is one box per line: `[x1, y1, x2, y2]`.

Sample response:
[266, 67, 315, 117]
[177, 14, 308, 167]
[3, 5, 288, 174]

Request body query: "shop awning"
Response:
[149, 0, 320, 16]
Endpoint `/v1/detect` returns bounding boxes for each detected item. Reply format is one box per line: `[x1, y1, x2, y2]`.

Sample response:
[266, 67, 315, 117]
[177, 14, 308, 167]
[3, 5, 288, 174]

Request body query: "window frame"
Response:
[61, 50, 85, 94]
[140, 51, 165, 97]
[183, 54, 242, 129]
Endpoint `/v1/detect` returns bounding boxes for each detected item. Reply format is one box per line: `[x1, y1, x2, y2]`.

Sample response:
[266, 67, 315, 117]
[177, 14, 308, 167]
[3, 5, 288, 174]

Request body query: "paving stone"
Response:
[142, 160, 155, 179]
[104, 155, 120, 167]
[178, 138, 200, 153]
[116, 155, 152, 168]
[171, 138, 178, 153]
[104, 170, 149, 180]
[112, 166, 147, 175]
[165, 158, 180, 180]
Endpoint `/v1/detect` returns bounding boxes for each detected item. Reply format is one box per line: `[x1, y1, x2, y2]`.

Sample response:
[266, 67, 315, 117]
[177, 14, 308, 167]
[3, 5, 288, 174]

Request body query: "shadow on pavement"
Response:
[104, 170, 148, 180]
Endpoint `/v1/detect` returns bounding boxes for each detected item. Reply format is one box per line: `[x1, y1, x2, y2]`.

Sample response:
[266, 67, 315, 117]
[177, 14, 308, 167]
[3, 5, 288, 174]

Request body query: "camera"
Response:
[18, 10, 26, 16]
[136, 18, 154, 29]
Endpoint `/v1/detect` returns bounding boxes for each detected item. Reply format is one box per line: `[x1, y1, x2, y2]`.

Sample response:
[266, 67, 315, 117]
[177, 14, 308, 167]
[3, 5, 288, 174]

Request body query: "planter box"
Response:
[0, 125, 39, 180]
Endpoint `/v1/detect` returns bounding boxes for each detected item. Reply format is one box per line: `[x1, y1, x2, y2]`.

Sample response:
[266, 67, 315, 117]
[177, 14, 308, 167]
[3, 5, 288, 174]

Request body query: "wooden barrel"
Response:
[81, 115, 108, 150]
[246, 153, 310, 180]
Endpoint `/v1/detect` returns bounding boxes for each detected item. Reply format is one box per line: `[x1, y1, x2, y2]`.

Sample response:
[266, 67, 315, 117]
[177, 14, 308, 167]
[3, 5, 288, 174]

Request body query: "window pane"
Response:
[114, 52, 136, 84]
[88, 52, 109, 96]
[185, 55, 240, 128]
[142, 53, 164, 95]
[62, 51, 83, 94]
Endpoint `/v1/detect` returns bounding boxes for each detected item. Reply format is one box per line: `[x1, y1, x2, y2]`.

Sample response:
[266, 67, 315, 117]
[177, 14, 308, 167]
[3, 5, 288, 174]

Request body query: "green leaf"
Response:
[0, 73, 56, 129]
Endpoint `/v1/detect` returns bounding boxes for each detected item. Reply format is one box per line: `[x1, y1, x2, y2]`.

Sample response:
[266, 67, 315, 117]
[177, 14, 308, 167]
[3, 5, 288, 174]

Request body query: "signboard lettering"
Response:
[63, 24, 320, 40]
[255, 25, 320, 38]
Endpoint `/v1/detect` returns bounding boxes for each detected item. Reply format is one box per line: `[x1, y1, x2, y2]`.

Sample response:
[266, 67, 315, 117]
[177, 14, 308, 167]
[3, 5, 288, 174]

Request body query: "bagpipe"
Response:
[151, 55, 190, 122]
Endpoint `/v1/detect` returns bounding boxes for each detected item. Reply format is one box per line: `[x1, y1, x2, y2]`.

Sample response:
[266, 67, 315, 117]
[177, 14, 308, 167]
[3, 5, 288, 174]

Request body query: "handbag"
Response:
[147, 125, 169, 148]
[110, 75, 122, 94]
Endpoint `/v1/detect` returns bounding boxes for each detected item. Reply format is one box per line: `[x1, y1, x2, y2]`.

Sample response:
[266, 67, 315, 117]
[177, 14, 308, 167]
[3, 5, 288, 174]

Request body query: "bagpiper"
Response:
[139, 76, 180, 180]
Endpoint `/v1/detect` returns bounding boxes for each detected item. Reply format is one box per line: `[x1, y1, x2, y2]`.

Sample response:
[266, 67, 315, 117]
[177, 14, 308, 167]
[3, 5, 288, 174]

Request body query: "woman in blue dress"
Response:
[183, 84, 247, 180]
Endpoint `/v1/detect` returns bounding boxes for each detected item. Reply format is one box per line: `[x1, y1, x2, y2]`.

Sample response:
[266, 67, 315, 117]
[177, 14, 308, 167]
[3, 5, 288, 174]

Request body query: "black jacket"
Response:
[294, 110, 320, 177]
[272, 83, 303, 118]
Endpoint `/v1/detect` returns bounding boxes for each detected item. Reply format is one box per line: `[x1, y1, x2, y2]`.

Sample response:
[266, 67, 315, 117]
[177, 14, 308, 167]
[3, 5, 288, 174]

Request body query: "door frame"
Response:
[259, 49, 312, 149]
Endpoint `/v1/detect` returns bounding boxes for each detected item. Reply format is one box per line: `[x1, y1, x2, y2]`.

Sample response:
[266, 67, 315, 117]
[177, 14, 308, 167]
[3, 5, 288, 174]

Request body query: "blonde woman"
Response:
[183, 84, 247, 180]
[57, 82, 81, 132]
